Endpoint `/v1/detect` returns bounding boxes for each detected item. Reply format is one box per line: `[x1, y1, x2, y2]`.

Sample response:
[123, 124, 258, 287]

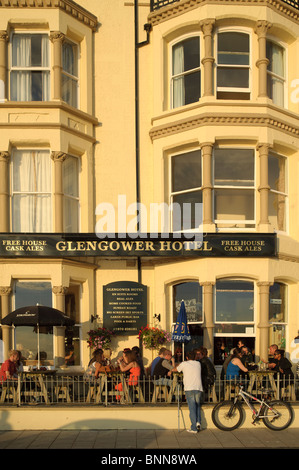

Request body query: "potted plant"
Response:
[138, 325, 171, 351]
[87, 327, 115, 351]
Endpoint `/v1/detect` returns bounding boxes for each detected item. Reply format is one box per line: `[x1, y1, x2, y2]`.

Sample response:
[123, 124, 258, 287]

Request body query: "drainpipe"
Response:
[134, 1, 151, 284]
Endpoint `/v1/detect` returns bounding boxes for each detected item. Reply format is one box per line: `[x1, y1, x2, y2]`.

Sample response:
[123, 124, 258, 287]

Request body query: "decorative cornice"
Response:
[148, 0, 299, 26]
[0, 0, 98, 31]
[150, 113, 299, 140]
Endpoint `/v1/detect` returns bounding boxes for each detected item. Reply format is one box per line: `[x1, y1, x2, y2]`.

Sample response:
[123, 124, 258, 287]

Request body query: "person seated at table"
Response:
[94, 350, 111, 379]
[65, 346, 76, 366]
[272, 349, 294, 383]
[148, 347, 167, 377]
[151, 349, 175, 387]
[0, 350, 19, 382]
[240, 346, 254, 367]
[262, 344, 278, 369]
[226, 347, 248, 380]
[132, 346, 145, 378]
[115, 350, 141, 400]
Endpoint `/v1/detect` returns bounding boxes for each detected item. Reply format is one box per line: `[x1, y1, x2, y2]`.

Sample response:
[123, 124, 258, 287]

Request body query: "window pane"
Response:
[267, 42, 284, 76]
[218, 32, 249, 57]
[12, 150, 52, 232]
[173, 282, 203, 323]
[64, 197, 79, 233]
[13, 150, 51, 193]
[269, 324, 286, 350]
[269, 192, 285, 231]
[14, 281, 53, 364]
[214, 149, 254, 186]
[217, 67, 249, 88]
[63, 42, 78, 77]
[218, 32, 249, 61]
[172, 190, 202, 231]
[62, 75, 78, 107]
[269, 283, 286, 323]
[31, 35, 42, 66]
[172, 37, 200, 108]
[63, 156, 79, 197]
[269, 155, 285, 192]
[215, 189, 254, 221]
[173, 37, 200, 74]
[172, 151, 201, 192]
[216, 280, 254, 322]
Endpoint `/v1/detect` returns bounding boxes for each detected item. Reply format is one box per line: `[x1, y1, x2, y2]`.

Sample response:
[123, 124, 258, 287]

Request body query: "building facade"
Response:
[0, 0, 299, 371]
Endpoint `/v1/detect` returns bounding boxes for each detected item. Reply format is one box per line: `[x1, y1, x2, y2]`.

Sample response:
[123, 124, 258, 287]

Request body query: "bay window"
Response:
[10, 33, 50, 101]
[170, 150, 202, 232]
[214, 148, 255, 228]
[266, 40, 285, 107]
[62, 40, 79, 108]
[171, 36, 201, 108]
[217, 31, 250, 99]
[12, 149, 52, 232]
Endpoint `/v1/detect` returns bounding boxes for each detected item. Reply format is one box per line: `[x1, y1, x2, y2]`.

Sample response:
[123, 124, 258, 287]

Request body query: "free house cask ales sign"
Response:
[103, 281, 147, 335]
[0, 233, 277, 258]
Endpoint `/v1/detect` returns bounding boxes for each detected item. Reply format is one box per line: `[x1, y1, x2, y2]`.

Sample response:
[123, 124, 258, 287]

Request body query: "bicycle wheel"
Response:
[263, 400, 293, 431]
[212, 401, 244, 431]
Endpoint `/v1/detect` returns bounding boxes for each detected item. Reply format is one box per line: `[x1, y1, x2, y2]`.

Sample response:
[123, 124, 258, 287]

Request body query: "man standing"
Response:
[175, 350, 203, 434]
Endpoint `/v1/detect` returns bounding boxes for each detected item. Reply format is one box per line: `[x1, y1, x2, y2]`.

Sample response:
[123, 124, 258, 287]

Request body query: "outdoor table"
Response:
[20, 369, 56, 404]
[86, 372, 130, 404]
[247, 370, 278, 398]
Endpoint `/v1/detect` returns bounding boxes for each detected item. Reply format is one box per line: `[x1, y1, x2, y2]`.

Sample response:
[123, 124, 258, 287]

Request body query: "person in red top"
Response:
[0, 350, 19, 382]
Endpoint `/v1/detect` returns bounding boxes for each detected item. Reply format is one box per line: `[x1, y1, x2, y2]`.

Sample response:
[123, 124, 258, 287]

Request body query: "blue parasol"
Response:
[172, 300, 191, 343]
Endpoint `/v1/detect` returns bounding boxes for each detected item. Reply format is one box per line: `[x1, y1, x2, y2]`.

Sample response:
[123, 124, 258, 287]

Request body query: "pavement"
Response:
[1, 427, 299, 451]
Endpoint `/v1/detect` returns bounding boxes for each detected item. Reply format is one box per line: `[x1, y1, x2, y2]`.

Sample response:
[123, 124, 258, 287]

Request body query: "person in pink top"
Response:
[115, 350, 141, 400]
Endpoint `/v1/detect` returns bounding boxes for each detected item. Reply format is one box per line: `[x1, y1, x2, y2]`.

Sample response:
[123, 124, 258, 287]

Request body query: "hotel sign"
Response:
[0, 233, 276, 258]
[103, 281, 147, 335]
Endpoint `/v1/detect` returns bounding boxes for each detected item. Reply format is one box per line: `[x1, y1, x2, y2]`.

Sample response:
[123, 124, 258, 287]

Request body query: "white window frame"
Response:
[216, 27, 251, 99]
[169, 148, 203, 234]
[9, 31, 51, 102]
[62, 38, 79, 108]
[170, 33, 201, 109]
[213, 146, 256, 231]
[11, 148, 53, 233]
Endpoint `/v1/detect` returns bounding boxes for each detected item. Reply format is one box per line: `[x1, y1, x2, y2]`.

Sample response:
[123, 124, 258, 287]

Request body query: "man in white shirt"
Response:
[175, 350, 203, 434]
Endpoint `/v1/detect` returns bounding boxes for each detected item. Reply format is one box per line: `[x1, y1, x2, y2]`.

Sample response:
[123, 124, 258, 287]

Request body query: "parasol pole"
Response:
[37, 323, 40, 369]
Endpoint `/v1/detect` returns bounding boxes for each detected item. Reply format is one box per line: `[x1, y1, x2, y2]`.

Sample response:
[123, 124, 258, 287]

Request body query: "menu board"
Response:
[103, 281, 147, 335]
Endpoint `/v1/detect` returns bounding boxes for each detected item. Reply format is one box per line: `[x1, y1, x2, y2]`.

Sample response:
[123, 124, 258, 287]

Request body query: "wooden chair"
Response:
[152, 384, 168, 402]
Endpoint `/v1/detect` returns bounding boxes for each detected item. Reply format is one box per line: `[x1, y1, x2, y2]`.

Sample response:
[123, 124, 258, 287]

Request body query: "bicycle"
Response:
[212, 384, 293, 431]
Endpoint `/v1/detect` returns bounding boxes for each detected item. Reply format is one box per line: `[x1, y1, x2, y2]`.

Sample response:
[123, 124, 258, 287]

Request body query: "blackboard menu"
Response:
[103, 281, 147, 335]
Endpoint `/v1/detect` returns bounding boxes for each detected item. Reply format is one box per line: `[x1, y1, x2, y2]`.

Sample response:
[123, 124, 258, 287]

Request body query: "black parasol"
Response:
[1, 305, 74, 368]
[1, 305, 74, 327]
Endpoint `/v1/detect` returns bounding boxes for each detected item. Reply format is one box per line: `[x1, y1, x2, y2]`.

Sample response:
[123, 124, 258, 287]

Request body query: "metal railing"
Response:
[0, 373, 297, 406]
[150, 0, 299, 11]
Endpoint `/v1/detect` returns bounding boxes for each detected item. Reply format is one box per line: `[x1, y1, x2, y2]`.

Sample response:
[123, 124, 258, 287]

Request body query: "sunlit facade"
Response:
[0, 0, 299, 372]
